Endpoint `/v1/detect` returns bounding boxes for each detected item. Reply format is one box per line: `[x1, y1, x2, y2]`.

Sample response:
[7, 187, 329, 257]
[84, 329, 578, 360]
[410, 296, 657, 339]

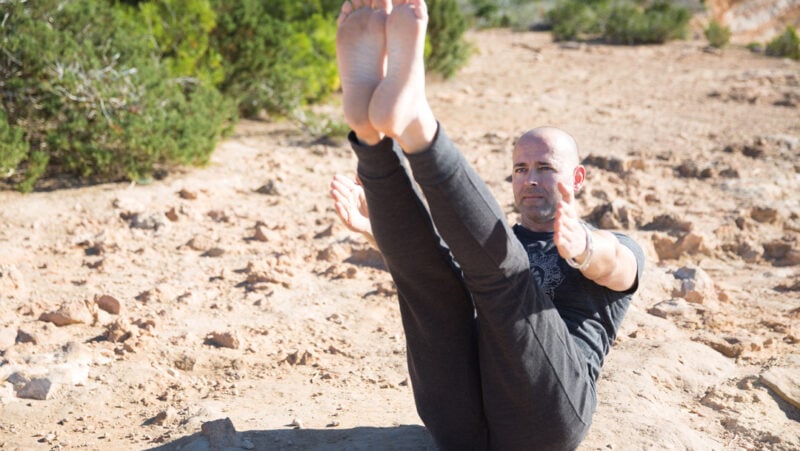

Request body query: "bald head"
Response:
[513, 127, 580, 169]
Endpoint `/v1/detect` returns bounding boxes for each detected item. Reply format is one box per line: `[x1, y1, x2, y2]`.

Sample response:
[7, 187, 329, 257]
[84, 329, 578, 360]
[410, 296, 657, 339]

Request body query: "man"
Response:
[330, 1, 644, 449]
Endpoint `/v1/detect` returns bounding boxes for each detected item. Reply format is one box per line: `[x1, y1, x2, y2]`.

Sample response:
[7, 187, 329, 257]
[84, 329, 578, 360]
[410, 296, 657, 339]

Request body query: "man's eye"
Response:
[514, 167, 527, 174]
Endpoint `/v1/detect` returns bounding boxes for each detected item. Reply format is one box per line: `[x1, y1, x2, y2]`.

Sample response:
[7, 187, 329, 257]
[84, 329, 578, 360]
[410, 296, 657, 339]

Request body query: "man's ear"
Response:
[573, 165, 586, 193]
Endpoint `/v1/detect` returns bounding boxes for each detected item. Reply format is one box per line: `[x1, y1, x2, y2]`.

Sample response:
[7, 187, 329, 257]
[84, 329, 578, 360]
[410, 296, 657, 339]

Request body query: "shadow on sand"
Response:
[145, 424, 436, 451]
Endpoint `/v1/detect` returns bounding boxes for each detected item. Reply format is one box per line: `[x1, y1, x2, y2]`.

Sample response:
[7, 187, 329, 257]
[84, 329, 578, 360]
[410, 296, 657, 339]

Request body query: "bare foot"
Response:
[336, 0, 391, 145]
[368, 0, 437, 153]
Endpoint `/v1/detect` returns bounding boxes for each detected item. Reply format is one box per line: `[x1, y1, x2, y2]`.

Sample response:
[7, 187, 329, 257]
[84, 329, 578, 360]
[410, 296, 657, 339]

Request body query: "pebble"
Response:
[17, 377, 55, 400]
[39, 299, 93, 327]
[207, 331, 239, 349]
[95, 294, 121, 315]
[672, 266, 717, 304]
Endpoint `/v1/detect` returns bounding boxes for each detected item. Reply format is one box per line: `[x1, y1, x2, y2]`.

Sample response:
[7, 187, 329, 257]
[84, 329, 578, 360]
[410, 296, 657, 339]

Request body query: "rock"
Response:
[760, 356, 800, 410]
[763, 240, 800, 266]
[0, 326, 17, 351]
[130, 212, 168, 230]
[201, 418, 237, 449]
[174, 354, 196, 371]
[586, 200, 634, 230]
[245, 259, 293, 288]
[40, 299, 93, 327]
[346, 247, 385, 269]
[647, 298, 692, 319]
[16, 322, 69, 346]
[694, 334, 744, 358]
[206, 332, 239, 349]
[255, 180, 280, 196]
[284, 350, 314, 366]
[178, 188, 198, 200]
[202, 247, 226, 258]
[186, 235, 215, 252]
[95, 294, 121, 315]
[652, 232, 707, 261]
[150, 407, 177, 426]
[750, 206, 779, 224]
[253, 224, 282, 242]
[642, 214, 693, 233]
[16, 377, 55, 400]
[672, 266, 718, 304]
[0, 264, 26, 298]
[165, 207, 179, 222]
[112, 197, 145, 216]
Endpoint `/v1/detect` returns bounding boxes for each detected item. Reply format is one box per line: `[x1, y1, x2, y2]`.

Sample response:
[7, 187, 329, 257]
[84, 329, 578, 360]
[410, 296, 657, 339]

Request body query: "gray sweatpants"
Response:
[350, 125, 596, 451]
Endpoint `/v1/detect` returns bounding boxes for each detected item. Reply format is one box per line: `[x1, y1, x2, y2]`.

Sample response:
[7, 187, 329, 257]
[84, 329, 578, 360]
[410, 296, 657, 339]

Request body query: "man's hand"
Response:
[553, 182, 587, 263]
[330, 174, 376, 246]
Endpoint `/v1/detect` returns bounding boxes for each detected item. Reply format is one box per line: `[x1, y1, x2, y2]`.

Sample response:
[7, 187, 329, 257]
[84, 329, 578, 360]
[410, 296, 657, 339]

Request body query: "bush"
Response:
[547, 0, 605, 41]
[210, 0, 339, 118]
[603, 0, 690, 45]
[547, 0, 690, 44]
[704, 19, 731, 48]
[0, 0, 233, 191]
[427, 0, 472, 79]
[0, 111, 29, 179]
[765, 26, 800, 60]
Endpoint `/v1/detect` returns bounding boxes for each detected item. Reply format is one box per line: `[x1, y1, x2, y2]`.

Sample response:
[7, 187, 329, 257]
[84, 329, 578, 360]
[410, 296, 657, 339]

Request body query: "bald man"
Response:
[331, 1, 644, 450]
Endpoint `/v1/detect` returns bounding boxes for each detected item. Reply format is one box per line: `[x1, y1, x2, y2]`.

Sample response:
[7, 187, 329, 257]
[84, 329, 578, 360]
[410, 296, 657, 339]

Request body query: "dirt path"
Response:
[1, 29, 798, 450]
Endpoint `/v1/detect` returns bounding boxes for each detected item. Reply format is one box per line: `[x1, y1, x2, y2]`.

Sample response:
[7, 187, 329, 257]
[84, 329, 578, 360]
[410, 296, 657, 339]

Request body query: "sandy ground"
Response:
[1, 29, 799, 450]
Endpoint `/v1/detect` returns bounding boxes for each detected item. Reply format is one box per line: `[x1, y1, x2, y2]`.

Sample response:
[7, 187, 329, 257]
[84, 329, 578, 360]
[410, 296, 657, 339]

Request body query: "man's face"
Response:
[512, 137, 575, 231]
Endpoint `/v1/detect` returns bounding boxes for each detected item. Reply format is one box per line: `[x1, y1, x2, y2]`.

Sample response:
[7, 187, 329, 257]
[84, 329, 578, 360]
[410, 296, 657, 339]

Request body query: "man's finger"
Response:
[557, 181, 573, 205]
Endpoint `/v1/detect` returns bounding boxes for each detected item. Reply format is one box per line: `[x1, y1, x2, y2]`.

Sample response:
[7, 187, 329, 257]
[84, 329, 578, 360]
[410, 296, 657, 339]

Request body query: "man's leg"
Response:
[368, 1, 595, 449]
[337, 2, 488, 449]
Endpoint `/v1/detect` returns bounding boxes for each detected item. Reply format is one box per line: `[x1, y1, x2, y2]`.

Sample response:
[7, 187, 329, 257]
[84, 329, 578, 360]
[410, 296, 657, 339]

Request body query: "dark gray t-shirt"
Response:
[513, 224, 645, 383]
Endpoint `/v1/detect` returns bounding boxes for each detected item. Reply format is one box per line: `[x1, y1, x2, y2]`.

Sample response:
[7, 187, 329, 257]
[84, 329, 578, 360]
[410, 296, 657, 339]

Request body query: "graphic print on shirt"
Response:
[526, 242, 566, 299]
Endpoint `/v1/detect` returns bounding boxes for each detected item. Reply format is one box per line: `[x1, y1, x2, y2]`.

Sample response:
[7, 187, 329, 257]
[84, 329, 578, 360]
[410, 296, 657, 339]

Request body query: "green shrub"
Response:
[547, 0, 690, 44]
[604, 0, 690, 45]
[427, 0, 472, 79]
[0, 0, 232, 191]
[133, 0, 224, 85]
[0, 111, 29, 179]
[210, 0, 339, 118]
[704, 19, 731, 48]
[547, 0, 605, 41]
[765, 26, 800, 60]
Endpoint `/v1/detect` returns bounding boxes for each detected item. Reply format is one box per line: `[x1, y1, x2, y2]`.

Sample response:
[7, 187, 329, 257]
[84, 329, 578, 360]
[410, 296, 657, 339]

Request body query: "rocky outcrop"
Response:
[706, 0, 800, 43]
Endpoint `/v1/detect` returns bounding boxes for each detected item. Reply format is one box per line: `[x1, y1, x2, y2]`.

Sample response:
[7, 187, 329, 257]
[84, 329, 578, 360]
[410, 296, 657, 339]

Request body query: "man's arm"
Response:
[554, 182, 638, 292]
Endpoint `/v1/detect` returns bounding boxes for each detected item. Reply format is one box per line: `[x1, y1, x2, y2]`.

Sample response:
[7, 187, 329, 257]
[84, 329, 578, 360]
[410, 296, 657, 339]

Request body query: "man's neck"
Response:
[519, 219, 555, 233]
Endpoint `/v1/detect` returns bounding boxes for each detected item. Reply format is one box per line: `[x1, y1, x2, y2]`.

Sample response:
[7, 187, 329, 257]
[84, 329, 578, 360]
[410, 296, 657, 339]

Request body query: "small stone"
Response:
[647, 298, 691, 319]
[150, 407, 177, 426]
[17, 378, 55, 400]
[290, 418, 303, 429]
[0, 326, 16, 351]
[95, 294, 121, 315]
[178, 188, 198, 200]
[0, 264, 26, 297]
[253, 225, 281, 242]
[751, 206, 779, 224]
[672, 266, 717, 304]
[652, 232, 707, 261]
[202, 247, 226, 258]
[165, 207, 179, 222]
[186, 235, 215, 252]
[207, 331, 239, 349]
[40, 299, 93, 327]
[255, 180, 280, 196]
[174, 354, 196, 371]
[130, 212, 168, 230]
